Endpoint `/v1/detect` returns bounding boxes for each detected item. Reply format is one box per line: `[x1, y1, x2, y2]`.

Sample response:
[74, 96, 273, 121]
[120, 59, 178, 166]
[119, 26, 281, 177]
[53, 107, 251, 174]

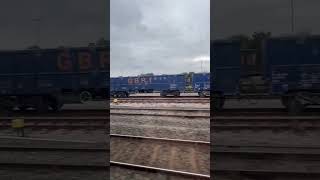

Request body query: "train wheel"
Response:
[80, 91, 92, 103]
[199, 92, 206, 98]
[119, 92, 128, 98]
[49, 101, 63, 112]
[213, 93, 224, 111]
[50, 103, 63, 112]
[281, 96, 289, 108]
[36, 97, 48, 113]
[0, 97, 14, 115]
[160, 91, 167, 97]
[18, 106, 28, 111]
[213, 98, 224, 111]
[48, 96, 63, 112]
[287, 97, 304, 115]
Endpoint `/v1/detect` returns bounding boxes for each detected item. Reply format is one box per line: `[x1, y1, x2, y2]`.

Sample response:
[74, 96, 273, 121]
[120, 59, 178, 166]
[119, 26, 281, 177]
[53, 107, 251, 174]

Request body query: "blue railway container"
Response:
[264, 36, 320, 112]
[211, 40, 241, 110]
[0, 46, 109, 111]
[211, 35, 320, 112]
[265, 36, 320, 93]
[192, 73, 210, 97]
[111, 74, 186, 97]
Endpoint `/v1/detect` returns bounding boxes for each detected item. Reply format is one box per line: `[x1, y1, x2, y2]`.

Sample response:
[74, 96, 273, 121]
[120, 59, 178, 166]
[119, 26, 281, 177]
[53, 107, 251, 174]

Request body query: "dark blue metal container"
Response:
[111, 74, 186, 94]
[212, 40, 241, 95]
[0, 46, 109, 100]
[192, 73, 210, 92]
[264, 36, 320, 95]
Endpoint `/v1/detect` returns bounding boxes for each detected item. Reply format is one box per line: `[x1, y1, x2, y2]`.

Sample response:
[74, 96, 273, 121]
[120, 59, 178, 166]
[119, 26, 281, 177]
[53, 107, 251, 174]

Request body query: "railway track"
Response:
[111, 106, 319, 117]
[212, 144, 320, 179]
[215, 108, 320, 116]
[128, 95, 203, 98]
[111, 106, 209, 112]
[9, 106, 209, 117]
[212, 116, 320, 131]
[6, 109, 109, 117]
[110, 134, 210, 178]
[112, 107, 319, 132]
[111, 107, 209, 118]
[111, 97, 209, 104]
[213, 109, 320, 179]
[111, 107, 209, 141]
[0, 116, 108, 130]
[111, 161, 210, 180]
[0, 139, 107, 175]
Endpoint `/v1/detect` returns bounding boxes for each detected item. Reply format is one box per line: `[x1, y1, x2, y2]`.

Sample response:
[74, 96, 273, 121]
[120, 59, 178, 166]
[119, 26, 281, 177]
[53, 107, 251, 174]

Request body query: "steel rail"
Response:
[0, 162, 107, 170]
[110, 133, 210, 145]
[111, 112, 209, 118]
[111, 106, 210, 111]
[111, 161, 210, 179]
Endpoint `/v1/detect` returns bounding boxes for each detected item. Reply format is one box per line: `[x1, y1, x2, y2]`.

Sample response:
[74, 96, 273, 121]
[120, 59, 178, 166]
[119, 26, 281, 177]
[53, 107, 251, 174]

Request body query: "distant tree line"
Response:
[228, 32, 272, 49]
[26, 38, 109, 49]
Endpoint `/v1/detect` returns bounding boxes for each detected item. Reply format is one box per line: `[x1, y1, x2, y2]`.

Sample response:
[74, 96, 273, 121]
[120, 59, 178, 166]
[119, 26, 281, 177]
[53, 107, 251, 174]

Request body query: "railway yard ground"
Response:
[110, 93, 210, 179]
[112, 94, 320, 180]
[0, 101, 108, 180]
[1, 94, 319, 180]
[213, 99, 320, 180]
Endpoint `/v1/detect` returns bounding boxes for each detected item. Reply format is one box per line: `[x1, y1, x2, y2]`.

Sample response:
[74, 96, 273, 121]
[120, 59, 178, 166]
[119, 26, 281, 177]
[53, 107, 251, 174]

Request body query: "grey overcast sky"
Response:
[110, 0, 210, 77]
[212, 0, 320, 39]
[0, 0, 107, 50]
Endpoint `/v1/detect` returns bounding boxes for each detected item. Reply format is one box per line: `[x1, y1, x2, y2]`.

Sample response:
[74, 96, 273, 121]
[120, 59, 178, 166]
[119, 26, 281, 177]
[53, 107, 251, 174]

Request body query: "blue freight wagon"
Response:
[211, 40, 241, 109]
[192, 72, 210, 97]
[265, 36, 320, 112]
[0, 46, 109, 112]
[211, 36, 320, 113]
[111, 74, 186, 97]
[212, 40, 241, 96]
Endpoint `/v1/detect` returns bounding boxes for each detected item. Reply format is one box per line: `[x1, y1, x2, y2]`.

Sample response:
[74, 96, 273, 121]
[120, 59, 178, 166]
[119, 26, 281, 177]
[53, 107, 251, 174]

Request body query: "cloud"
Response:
[111, 0, 210, 76]
[193, 56, 210, 62]
[212, 0, 320, 39]
[0, 0, 107, 49]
